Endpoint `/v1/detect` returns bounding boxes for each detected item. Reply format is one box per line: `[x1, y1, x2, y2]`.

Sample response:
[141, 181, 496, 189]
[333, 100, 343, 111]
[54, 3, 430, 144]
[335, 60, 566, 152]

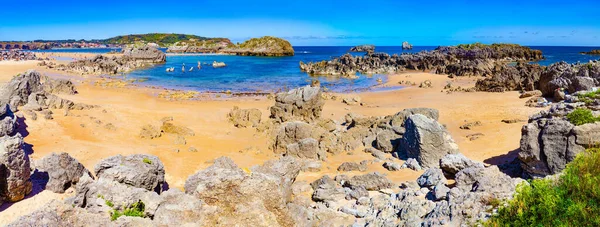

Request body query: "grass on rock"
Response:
[486, 148, 600, 226]
[110, 200, 145, 221]
[566, 108, 600, 126]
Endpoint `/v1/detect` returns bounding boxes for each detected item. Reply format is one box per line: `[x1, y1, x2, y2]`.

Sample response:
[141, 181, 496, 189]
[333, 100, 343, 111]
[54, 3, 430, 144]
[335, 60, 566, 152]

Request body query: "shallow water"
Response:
[36, 46, 600, 92]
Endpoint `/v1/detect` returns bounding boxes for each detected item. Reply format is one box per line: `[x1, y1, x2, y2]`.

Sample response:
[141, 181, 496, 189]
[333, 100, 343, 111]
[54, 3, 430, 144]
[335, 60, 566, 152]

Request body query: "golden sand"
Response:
[0, 55, 542, 224]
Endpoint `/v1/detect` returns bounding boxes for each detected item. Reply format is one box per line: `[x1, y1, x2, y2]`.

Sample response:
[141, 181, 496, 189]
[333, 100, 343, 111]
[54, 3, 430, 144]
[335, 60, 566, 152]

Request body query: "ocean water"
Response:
[35, 46, 600, 93]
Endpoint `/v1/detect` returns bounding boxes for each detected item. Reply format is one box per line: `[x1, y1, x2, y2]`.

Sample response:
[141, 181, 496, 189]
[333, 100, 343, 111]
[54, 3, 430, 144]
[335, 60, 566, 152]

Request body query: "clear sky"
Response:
[1, 0, 599, 46]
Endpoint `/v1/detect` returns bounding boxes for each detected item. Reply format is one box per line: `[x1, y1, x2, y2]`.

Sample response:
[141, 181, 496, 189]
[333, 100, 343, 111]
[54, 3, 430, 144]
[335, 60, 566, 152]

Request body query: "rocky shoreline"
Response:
[1, 68, 596, 226]
[42, 46, 167, 75]
[299, 43, 543, 78]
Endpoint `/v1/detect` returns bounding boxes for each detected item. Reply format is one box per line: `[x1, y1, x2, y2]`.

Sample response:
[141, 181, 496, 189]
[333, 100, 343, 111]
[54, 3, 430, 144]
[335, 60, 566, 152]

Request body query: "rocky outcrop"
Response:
[0, 134, 32, 204]
[439, 153, 484, 178]
[94, 154, 166, 193]
[42, 78, 78, 95]
[580, 50, 600, 55]
[270, 86, 324, 123]
[400, 114, 460, 168]
[184, 156, 301, 226]
[519, 103, 600, 178]
[300, 44, 543, 77]
[0, 50, 39, 61]
[272, 121, 325, 160]
[121, 45, 167, 63]
[166, 39, 232, 53]
[223, 36, 294, 56]
[475, 62, 545, 92]
[349, 45, 375, 52]
[402, 41, 413, 50]
[35, 152, 92, 193]
[538, 61, 600, 97]
[227, 106, 261, 128]
[57, 46, 166, 75]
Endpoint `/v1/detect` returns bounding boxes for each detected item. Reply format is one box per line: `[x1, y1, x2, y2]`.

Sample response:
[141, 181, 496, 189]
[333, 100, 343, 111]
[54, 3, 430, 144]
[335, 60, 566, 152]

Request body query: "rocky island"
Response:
[349, 45, 375, 52]
[167, 36, 294, 56]
[299, 43, 544, 77]
[580, 49, 600, 55]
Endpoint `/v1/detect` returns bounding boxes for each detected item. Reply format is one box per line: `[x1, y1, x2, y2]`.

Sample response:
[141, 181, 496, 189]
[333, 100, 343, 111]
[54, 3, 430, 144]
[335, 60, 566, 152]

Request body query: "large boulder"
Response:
[343, 172, 394, 191]
[0, 70, 44, 110]
[6, 199, 115, 227]
[227, 106, 262, 128]
[454, 166, 517, 193]
[349, 45, 375, 52]
[42, 78, 78, 95]
[400, 114, 460, 168]
[272, 121, 325, 160]
[184, 156, 301, 226]
[390, 108, 439, 127]
[270, 86, 324, 123]
[94, 154, 166, 193]
[439, 154, 484, 178]
[519, 118, 600, 177]
[0, 134, 32, 203]
[0, 104, 18, 137]
[36, 152, 92, 193]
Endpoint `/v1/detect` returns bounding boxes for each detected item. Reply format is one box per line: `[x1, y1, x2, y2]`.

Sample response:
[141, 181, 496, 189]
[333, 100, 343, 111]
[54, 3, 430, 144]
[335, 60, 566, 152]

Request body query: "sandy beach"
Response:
[0, 55, 542, 224]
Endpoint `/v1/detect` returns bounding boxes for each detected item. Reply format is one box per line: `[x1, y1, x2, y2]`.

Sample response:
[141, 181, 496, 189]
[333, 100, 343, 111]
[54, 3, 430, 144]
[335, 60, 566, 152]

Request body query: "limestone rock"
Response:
[344, 172, 394, 191]
[36, 152, 92, 193]
[400, 114, 460, 168]
[270, 86, 324, 123]
[227, 106, 262, 128]
[0, 134, 32, 203]
[337, 162, 366, 172]
[417, 168, 445, 188]
[439, 154, 484, 178]
[94, 154, 166, 193]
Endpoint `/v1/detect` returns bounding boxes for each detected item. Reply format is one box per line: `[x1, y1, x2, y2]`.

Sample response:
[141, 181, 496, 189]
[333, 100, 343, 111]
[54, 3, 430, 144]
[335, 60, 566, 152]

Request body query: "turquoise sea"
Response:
[36, 46, 600, 93]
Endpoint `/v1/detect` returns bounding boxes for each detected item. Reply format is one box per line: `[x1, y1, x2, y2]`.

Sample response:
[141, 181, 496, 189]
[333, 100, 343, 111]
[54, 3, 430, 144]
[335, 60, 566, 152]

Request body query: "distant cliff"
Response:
[102, 33, 227, 47]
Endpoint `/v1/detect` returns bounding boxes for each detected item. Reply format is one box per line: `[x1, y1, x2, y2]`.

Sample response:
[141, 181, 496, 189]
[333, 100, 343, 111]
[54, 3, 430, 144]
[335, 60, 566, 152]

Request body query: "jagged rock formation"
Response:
[0, 50, 39, 61]
[227, 106, 262, 128]
[519, 102, 600, 178]
[538, 61, 600, 97]
[94, 154, 166, 193]
[300, 43, 543, 77]
[349, 45, 375, 52]
[474, 62, 545, 92]
[55, 46, 166, 75]
[402, 41, 413, 50]
[270, 85, 324, 123]
[166, 38, 233, 53]
[35, 152, 92, 193]
[223, 36, 294, 56]
[121, 46, 167, 63]
[0, 134, 32, 204]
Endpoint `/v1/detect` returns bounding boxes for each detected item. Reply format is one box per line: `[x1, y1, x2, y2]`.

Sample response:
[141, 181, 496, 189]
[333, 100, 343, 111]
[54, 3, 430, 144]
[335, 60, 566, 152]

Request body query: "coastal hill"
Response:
[223, 36, 295, 56]
[102, 33, 227, 47]
[168, 36, 295, 56]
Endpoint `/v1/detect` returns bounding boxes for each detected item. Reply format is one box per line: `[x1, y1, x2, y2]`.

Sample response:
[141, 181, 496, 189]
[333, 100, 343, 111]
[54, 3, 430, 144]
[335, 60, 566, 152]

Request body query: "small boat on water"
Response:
[189, 67, 193, 72]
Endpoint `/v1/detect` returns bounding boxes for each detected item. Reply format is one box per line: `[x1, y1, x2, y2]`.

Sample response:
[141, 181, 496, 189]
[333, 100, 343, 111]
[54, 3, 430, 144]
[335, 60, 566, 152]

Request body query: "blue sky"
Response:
[1, 0, 599, 46]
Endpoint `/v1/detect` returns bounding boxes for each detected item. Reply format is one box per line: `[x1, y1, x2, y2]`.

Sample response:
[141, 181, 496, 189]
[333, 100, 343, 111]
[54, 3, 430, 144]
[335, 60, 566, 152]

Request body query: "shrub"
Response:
[142, 158, 152, 165]
[486, 148, 600, 226]
[110, 200, 145, 221]
[566, 108, 600, 126]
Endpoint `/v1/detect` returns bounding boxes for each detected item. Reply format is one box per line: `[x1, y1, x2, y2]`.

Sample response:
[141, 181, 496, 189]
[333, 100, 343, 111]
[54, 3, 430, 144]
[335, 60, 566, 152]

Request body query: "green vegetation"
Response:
[567, 108, 600, 126]
[486, 148, 600, 226]
[110, 200, 145, 221]
[105, 200, 114, 207]
[142, 158, 152, 165]
[102, 33, 228, 47]
[233, 36, 295, 56]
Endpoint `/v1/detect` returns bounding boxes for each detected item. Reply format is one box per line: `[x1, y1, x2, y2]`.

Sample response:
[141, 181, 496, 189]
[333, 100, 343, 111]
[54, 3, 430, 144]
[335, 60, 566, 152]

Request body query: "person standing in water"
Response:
[197, 61, 201, 69]
[182, 63, 186, 72]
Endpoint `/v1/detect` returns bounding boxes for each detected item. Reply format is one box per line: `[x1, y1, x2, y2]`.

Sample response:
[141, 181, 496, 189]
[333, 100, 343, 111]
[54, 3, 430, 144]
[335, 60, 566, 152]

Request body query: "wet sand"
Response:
[0, 57, 542, 224]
